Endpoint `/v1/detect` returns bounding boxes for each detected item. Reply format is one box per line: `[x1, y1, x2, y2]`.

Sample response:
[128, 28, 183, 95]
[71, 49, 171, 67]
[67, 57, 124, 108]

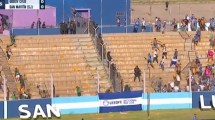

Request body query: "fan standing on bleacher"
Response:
[134, 66, 141, 82]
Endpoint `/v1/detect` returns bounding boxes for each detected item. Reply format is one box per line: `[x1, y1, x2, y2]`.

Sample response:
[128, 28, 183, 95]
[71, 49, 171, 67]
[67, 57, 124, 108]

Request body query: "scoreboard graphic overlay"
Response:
[0, 0, 45, 9]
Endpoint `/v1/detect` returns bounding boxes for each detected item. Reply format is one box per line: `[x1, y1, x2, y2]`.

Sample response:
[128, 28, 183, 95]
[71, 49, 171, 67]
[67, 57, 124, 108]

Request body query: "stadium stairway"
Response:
[0, 41, 17, 100]
[0, 34, 110, 98]
[102, 31, 210, 92]
[74, 37, 111, 93]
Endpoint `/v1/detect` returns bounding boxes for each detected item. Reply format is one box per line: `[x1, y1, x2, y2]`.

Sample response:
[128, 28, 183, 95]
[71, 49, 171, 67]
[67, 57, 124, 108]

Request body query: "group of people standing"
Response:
[60, 20, 77, 34]
[31, 18, 46, 29]
[133, 18, 146, 33]
[155, 17, 167, 33]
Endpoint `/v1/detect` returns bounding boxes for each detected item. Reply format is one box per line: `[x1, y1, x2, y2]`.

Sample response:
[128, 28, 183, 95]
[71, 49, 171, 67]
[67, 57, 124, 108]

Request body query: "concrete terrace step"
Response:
[1, 35, 105, 97]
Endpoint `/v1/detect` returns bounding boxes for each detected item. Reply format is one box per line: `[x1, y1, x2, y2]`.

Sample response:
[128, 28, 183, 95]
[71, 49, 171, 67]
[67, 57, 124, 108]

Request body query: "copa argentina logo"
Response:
[18, 104, 61, 119]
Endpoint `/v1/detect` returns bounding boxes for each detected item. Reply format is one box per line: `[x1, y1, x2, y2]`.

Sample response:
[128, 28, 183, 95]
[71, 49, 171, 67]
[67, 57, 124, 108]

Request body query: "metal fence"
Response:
[92, 33, 122, 92]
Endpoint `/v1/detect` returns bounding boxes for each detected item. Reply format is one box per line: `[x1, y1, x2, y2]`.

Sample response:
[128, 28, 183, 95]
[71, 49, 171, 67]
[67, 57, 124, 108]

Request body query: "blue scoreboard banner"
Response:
[0, 0, 5, 9]
[0, 0, 45, 9]
[99, 91, 142, 113]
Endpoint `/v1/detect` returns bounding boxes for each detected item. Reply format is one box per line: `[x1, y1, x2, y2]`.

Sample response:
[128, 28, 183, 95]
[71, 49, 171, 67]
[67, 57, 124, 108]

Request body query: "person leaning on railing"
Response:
[107, 51, 112, 67]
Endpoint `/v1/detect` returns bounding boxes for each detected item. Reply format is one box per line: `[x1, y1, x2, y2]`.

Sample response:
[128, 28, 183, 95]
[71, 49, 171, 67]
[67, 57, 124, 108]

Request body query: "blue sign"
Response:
[7, 98, 51, 118]
[0, 101, 3, 119]
[192, 92, 215, 108]
[99, 91, 142, 113]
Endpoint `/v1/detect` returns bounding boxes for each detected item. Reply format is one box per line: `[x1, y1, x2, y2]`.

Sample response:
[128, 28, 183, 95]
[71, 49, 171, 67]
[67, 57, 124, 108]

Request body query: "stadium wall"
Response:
[2, 92, 215, 118]
[52, 96, 99, 114]
[11, 25, 153, 35]
[192, 92, 215, 108]
[45, 0, 131, 25]
[12, 28, 60, 35]
[7, 98, 51, 118]
[99, 91, 142, 113]
[142, 92, 192, 110]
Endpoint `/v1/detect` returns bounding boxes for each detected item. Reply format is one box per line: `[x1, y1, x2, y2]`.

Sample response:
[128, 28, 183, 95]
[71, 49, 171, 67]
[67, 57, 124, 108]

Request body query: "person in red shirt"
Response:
[207, 49, 214, 62]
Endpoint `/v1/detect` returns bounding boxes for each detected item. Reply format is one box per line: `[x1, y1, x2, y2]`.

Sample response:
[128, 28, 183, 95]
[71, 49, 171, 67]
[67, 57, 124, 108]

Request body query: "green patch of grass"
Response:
[8, 109, 215, 120]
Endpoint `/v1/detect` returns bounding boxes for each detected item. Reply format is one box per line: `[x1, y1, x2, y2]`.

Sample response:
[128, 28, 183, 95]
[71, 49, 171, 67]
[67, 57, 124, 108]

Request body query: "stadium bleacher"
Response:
[102, 31, 210, 92]
[0, 35, 111, 99]
[0, 30, 212, 99]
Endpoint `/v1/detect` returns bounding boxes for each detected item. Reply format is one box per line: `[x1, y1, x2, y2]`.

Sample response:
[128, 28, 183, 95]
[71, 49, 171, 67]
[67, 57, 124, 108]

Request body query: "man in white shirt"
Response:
[162, 44, 167, 59]
[141, 18, 146, 32]
[153, 49, 158, 63]
[170, 57, 177, 67]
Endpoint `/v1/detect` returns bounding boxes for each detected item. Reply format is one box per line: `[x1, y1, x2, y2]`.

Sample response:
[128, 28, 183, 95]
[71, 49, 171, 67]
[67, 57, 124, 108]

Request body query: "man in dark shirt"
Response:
[107, 51, 112, 66]
[42, 22, 46, 28]
[31, 22, 35, 28]
[134, 66, 141, 82]
[72, 21, 76, 34]
[107, 51, 112, 61]
[37, 18, 41, 28]
[173, 49, 178, 59]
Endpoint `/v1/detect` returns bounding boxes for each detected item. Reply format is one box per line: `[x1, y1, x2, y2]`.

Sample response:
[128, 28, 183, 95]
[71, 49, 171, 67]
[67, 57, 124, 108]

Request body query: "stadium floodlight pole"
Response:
[168, 6, 170, 24]
[189, 69, 192, 93]
[169, 6, 171, 24]
[96, 68, 100, 93]
[37, 10, 39, 35]
[147, 91, 150, 120]
[178, 3, 180, 21]
[149, 0, 152, 23]
[101, 43, 104, 62]
[37, 26, 40, 35]
[63, 0, 65, 23]
[125, 0, 128, 33]
[2, 73, 7, 119]
[100, 0, 103, 34]
[50, 74, 54, 98]
[143, 71, 146, 93]
[109, 61, 111, 80]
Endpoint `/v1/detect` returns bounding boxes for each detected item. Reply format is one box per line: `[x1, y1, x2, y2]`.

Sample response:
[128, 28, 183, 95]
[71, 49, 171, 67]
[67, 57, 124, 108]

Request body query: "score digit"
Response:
[0, 0, 5, 9]
[40, 0, 45, 9]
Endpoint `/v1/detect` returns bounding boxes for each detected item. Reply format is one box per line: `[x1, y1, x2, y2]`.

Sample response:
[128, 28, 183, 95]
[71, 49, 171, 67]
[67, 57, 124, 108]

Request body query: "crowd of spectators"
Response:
[2, 13, 215, 99]
[129, 13, 215, 93]
[130, 13, 215, 33]
[179, 14, 215, 33]
[188, 51, 215, 92]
